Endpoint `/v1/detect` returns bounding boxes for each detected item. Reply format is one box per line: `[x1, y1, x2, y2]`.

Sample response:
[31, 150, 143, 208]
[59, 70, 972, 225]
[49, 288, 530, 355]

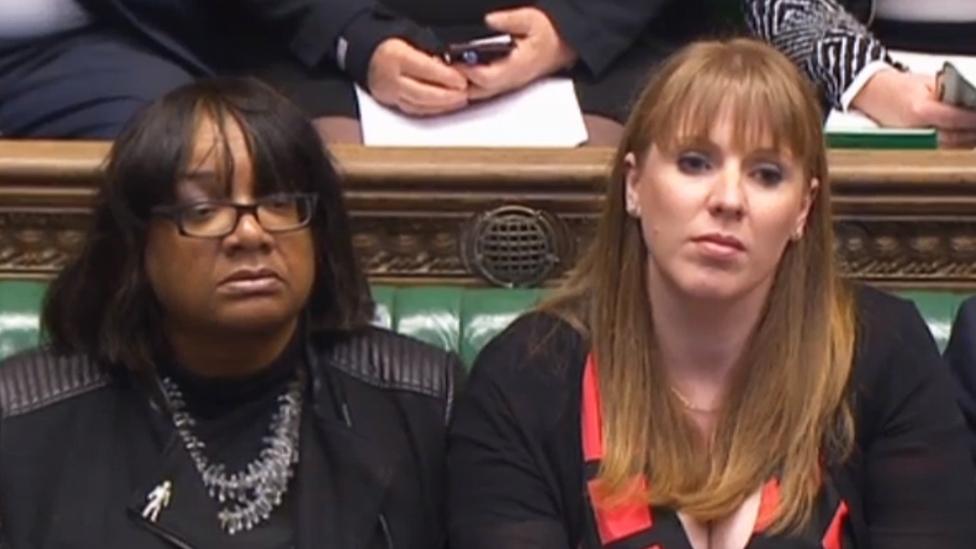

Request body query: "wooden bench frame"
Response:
[2, 140, 976, 289]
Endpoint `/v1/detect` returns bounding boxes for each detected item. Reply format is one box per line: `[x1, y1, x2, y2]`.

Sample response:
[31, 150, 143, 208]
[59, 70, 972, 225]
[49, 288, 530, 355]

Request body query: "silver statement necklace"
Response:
[161, 375, 303, 535]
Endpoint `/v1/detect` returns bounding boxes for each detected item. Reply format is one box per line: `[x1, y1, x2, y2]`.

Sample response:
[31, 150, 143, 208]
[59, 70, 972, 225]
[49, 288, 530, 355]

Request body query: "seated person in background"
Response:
[745, 0, 976, 147]
[0, 77, 460, 548]
[0, 0, 730, 145]
[0, 0, 423, 139]
[448, 38, 976, 548]
[328, 0, 734, 144]
[944, 296, 976, 464]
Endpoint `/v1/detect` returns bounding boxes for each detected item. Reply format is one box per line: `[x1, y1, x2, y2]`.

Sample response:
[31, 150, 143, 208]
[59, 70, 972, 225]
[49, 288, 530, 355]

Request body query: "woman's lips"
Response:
[218, 271, 283, 296]
[692, 234, 746, 260]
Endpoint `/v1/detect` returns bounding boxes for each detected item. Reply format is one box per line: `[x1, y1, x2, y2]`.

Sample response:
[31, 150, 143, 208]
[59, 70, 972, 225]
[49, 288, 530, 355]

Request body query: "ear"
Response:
[793, 177, 819, 239]
[623, 152, 641, 218]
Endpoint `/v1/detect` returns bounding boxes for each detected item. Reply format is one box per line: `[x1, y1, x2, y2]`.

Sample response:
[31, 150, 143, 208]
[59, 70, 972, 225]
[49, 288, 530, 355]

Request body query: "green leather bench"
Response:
[0, 281, 545, 366]
[0, 280, 970, 367]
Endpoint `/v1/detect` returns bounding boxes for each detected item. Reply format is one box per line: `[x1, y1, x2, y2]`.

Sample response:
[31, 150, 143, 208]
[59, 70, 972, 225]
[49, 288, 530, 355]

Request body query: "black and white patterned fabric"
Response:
[744, 0, 896, 109]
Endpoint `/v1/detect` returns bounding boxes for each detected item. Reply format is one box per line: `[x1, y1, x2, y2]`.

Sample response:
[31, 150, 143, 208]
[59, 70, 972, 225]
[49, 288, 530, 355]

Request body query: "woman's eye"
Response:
[265, 196, 292, 209]
[186, 204, 218, 219]
[676, 153, 712, 174]
[752, 165, 784, 186]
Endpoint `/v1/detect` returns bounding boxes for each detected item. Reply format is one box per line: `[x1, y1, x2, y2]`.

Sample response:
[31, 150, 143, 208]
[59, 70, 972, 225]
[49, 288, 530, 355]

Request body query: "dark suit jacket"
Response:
[536, 0, 673, 76]
[944, 296, 976, 462]
[66, 0, 720, 122]
[79, 0, 716, 89]
[78, 0, 429, 85]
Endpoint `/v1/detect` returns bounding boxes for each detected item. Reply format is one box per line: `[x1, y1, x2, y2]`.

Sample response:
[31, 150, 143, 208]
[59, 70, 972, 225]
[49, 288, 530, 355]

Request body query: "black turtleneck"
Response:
[158, 333, 304, 548]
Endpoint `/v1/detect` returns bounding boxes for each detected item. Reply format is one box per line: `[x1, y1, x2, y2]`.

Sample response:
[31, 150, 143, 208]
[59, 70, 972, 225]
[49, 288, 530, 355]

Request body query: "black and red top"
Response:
[581, 353, 849, 549]
[448, 286, 976, 549]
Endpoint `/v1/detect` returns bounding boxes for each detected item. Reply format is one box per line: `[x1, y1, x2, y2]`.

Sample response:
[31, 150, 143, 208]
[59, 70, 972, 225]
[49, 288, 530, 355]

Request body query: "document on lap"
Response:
[355, 78, 588, 147]
[826, 50, 976, 149]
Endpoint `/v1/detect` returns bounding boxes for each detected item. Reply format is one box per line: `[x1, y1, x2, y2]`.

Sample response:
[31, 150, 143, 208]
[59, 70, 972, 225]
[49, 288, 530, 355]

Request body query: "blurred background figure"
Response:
[746, 0, 976, 147]
[0, 0, 736, 145]
[0, 0, 413, 138]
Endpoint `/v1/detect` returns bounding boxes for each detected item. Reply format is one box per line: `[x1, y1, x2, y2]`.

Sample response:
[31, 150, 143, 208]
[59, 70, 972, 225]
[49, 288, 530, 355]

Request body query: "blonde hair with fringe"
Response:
[542, 38, 856, 533]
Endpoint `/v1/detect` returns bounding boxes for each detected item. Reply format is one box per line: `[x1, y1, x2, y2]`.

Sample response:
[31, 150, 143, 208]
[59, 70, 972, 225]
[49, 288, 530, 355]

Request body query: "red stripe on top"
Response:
[588, 477, 655, 543]
[754, 478, 781, 533]
[582, 354, 655, 544]
[581, 354, 604, 462]
[821, 500, 849, 549]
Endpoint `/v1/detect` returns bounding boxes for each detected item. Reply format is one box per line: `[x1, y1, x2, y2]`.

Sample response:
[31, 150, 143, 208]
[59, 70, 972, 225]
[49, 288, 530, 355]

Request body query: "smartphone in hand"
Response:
[441, 34, 514, 65]
[938, 62, 976, 110]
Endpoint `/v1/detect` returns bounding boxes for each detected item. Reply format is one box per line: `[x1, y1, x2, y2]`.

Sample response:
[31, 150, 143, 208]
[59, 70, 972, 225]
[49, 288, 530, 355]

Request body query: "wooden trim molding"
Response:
[2, 140, 976, 289]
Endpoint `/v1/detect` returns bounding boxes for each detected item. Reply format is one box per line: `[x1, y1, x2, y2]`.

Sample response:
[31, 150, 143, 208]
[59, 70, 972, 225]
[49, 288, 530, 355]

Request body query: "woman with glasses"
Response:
[0, 77, 461, 548]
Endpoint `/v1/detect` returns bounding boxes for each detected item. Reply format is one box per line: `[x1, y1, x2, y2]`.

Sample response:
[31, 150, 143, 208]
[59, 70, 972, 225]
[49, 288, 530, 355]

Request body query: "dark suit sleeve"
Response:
[534, 0, 671, 76]
[857, 294, 976, 548]
[238, 0, 437, 86]
[944, 297, 976, 464]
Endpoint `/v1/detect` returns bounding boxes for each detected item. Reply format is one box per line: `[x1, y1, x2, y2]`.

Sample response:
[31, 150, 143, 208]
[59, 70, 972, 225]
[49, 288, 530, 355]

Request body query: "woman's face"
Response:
[144, 117, 316, 336]
[624, 113, 817, 303]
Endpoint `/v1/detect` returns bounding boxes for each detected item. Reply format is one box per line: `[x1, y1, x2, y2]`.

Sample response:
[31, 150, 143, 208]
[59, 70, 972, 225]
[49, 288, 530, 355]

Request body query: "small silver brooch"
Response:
[142, 480, 172, 523]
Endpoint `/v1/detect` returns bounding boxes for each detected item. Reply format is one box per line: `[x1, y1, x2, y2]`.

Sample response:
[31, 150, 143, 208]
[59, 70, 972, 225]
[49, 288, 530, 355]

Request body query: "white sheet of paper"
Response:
[355, 77, 588, 147]
[888, 50, 976, 77]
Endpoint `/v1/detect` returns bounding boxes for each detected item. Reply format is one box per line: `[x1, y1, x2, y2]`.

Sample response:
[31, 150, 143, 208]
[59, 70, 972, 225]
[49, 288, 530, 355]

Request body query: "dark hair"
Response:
[42, 77, 374, 370]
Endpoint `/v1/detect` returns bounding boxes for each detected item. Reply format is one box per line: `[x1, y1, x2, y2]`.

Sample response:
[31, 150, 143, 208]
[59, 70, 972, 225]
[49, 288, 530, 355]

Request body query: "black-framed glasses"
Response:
[151, 193, 318, 238]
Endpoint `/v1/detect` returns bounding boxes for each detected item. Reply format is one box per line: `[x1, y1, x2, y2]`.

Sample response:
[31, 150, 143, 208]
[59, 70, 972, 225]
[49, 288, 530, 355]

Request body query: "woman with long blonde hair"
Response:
[448, 38, 975, 548]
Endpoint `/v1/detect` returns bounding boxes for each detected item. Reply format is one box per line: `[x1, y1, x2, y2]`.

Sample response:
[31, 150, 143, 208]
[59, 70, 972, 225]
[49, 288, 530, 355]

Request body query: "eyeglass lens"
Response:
[180, 195, 312, 237]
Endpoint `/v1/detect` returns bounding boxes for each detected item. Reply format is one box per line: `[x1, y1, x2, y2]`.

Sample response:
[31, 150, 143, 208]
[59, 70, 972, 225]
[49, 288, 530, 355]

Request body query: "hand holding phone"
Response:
[367, 38, 469, 116]
[938, 62, 976, 111]
[441, 34, 514, 66]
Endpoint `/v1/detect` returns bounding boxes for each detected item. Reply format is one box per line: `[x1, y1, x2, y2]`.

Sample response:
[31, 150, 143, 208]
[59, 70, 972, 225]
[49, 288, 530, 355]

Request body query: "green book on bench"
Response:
[826, 110, 938, 150]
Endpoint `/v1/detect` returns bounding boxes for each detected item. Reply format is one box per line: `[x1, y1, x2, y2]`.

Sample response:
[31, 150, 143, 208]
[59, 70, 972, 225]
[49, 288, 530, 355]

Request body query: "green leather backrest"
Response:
[0, 281, 970, 368]
[371, 286, 544, 365]
[0, 281, 48, 361]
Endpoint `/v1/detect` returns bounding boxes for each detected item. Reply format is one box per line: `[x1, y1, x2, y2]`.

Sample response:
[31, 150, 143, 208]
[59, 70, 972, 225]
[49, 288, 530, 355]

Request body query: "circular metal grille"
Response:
[462, 206, 570, 287]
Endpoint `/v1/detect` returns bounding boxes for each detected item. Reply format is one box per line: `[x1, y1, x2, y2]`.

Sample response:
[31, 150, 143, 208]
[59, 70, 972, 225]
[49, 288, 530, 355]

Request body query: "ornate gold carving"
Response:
[835, 221, 976, 283]
[0, 212, 88, 274]
[350, 217, 467, 277]
[3, 210, 976, 288]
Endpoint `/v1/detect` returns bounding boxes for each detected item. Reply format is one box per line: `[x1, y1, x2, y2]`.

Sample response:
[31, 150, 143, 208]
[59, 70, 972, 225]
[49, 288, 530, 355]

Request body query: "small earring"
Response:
[791, 229, 803, 241]
[626, 204, 641, 217]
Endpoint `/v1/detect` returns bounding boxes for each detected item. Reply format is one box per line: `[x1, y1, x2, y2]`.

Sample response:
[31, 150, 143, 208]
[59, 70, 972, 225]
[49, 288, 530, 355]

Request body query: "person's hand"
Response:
[851, 68, 976, 148]
[457, 7, 577, 102]
[367, 38, 468, 116]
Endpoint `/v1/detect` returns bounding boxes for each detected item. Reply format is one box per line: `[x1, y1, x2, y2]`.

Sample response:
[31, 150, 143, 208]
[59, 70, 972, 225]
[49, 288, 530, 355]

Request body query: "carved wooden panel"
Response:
[0, 211, 89, 278]
[835, 220, 976, 286]
[2, 141, 976, 289]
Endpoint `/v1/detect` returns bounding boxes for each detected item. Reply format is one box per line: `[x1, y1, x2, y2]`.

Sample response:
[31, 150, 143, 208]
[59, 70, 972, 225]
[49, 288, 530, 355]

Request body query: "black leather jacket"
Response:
[0, 327, 461, 549]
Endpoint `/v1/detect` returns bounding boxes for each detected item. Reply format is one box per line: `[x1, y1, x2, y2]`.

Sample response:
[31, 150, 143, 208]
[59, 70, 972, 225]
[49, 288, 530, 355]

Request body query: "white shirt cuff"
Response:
[840, 60, 895, 111]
